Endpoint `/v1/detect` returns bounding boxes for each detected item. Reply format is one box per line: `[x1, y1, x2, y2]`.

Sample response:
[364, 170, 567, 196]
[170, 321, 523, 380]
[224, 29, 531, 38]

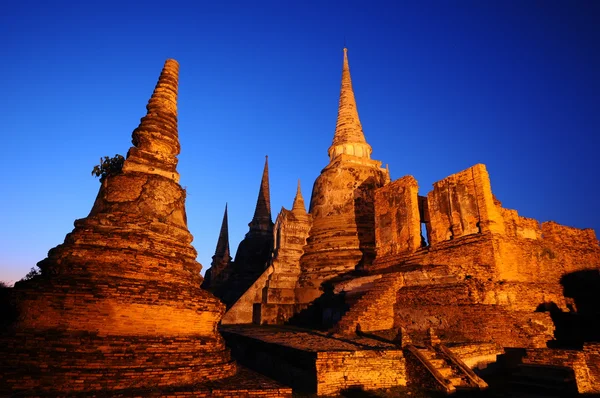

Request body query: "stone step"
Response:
[428, 358, 446, 368]
[437, 366, 454, 378]
[333, 275, 403, 334]
[416, 349, 438, 359]
[448, 376, 464, 386]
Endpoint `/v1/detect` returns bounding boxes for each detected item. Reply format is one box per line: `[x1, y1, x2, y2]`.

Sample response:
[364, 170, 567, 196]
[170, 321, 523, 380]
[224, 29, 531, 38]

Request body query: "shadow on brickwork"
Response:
[561, 269, 600, 343]
[353, 177, 378, 271]
[537, 269, 600, 349]
[286, 282, 350, 330]
[0, 284, 16, 331]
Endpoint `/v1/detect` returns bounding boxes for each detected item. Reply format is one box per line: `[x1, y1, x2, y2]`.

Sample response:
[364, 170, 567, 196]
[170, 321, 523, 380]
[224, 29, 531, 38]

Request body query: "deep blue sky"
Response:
[1, 1, 599, 284]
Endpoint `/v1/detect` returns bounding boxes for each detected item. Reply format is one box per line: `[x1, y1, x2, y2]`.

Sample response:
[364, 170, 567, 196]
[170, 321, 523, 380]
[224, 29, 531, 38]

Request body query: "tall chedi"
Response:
[296, 48, 390, 302]
[212, 156, 274, 307]
[0, 60, 237, 395]
[202, 204, 233, 291]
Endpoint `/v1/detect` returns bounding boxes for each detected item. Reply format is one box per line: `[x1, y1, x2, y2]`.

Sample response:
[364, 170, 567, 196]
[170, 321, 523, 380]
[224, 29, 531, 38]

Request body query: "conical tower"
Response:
[292, 179, 308, 217]
[328, 48, 373, 162]
[249, 155, 274, 234]
[0, 60, 236, 395]
[297, 49, 390, 303]
[203, 204, 233, 291]
[214, 203, 232, 261]
[215, 157, 275, 307]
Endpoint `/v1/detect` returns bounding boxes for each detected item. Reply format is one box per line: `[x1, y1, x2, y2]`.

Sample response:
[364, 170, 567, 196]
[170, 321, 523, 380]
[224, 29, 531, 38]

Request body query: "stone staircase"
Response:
[406, 345, 488, 394]
[332, 272, 404, 335]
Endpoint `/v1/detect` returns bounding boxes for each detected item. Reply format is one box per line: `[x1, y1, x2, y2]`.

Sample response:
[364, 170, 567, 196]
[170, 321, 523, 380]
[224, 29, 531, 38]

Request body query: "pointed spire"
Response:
[213, 203, 231, 260]
[122, 59, 181, 182]
[328, 48, 373, 162]
[292, 179, 306, 214]
[249, 156, 273, 232]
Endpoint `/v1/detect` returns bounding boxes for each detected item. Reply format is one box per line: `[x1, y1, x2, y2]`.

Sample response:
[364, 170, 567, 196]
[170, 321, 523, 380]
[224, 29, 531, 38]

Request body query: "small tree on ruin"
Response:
[92, 154, 125, 182]
[21, 267, 41, 281]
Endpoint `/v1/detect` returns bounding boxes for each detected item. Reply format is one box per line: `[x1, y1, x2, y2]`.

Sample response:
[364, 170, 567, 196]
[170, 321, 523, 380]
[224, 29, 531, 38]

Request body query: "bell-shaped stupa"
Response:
[0, 59, 237, 395]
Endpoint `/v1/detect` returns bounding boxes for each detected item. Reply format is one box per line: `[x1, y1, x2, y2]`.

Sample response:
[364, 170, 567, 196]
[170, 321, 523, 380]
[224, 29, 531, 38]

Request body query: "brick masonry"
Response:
[0, 59, 288, 397]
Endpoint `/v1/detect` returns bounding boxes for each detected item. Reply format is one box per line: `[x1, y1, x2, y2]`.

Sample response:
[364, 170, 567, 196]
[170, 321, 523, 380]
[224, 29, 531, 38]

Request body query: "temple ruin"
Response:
[1, 48, 599, 396]
[208, 48, 600, 395]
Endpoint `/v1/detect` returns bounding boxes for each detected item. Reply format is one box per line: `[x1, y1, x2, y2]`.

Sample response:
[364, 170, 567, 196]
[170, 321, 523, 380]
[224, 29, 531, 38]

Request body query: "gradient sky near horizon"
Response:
[1, 1, 599, 284]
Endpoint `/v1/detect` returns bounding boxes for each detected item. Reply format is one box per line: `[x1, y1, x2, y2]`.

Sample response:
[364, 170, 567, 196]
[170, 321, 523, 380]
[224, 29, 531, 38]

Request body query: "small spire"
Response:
[122, 59, 181, 181]
[249, 156, 273, 231]
[328, 49, 373, 162]
[214, 203, 231, 260]
[292, 179, 306, 214]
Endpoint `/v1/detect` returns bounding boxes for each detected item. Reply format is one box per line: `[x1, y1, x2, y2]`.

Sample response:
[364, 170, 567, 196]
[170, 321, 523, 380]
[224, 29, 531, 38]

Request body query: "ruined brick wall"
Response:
[542, 221, 598, 247]
[480, 280, 566, 311]
[377, 257, 564, 312]
[447, 343, 504, 371]
[360, 163, 599, 355]
[373, 233, 498, 281]
[394, 301, 554, 348]
[539, 222, 600, 278]
[374, 176, 421, 257]
[500, 208, 542, 240]
[387, 266, 554, 347]
[523, 348, 596, 393]
[222, 325, 405, 396]
[493, 226, 600, 286]
[315, 350, 406, 395]
[374, 164, 599, 285]
[584, 343, 600, 393]
[426, 164, 504, 245]
[221, 329, 318, 393]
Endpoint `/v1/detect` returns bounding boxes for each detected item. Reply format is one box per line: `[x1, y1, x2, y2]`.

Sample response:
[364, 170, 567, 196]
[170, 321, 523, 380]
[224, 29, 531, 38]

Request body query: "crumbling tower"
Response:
[0, 60, 236, 395]
[264, 181, 312, 314]
[296, 48, 390, 302]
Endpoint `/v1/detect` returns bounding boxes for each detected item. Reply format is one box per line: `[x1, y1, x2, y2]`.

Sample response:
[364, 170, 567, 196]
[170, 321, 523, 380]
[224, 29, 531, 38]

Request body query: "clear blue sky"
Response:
[1, 1, 599, 284]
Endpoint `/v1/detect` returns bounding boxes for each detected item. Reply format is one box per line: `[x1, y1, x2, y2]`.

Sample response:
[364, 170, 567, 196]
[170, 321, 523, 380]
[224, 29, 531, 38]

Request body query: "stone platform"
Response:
[220, 325, 406, 396]
[0, 365, 291, 397]
[106, 367, 292, 397]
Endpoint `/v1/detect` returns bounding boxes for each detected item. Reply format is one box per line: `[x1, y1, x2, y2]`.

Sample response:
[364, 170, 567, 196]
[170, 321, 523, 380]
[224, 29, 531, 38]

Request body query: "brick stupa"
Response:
[296, 48, 390, 302]
[0, 60, 237, 394]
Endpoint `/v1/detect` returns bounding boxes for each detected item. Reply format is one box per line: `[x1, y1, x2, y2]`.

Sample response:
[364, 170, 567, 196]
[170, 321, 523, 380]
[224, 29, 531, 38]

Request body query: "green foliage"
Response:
[92, 154, 125, 182]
